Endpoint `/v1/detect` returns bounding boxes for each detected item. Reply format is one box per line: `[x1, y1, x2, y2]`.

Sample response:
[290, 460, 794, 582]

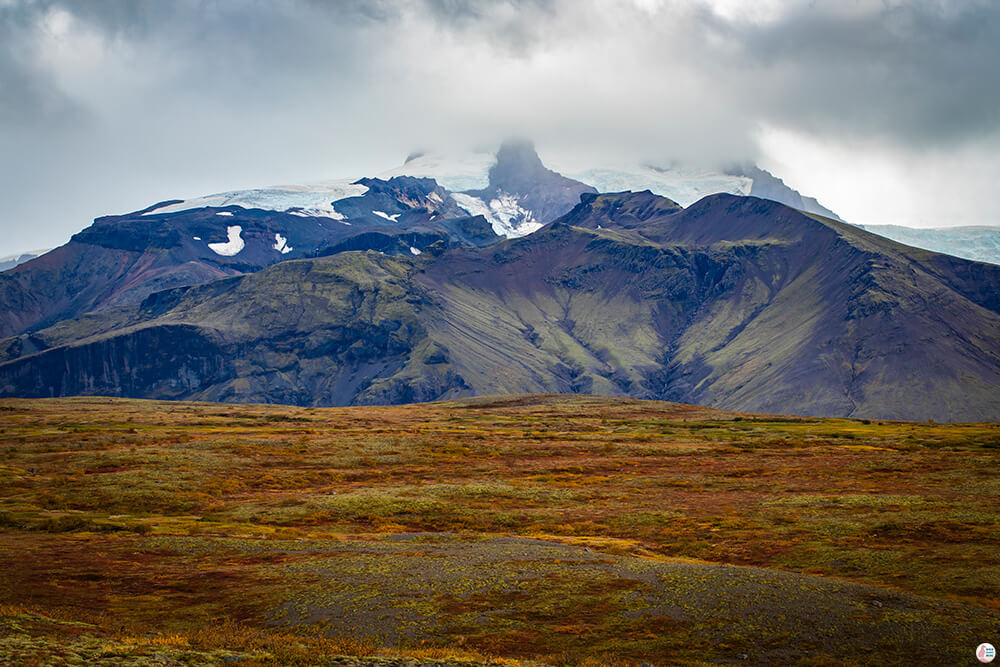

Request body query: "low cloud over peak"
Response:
[2, 0, 999, 252]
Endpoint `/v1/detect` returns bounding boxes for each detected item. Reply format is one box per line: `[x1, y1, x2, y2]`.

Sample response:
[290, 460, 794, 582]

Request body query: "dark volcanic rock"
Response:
[559, 190, 683, 229]
[0, 324, 230, 399]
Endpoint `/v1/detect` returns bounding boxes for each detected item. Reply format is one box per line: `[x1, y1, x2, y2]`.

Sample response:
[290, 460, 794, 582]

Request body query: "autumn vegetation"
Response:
[0, 395, 998, 665]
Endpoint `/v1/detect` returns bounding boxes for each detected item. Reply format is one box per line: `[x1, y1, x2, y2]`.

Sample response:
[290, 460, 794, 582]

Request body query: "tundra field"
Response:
[0, 395, 997, 665]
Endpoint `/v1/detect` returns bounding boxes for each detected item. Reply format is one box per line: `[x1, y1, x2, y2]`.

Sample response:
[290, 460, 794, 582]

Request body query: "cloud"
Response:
[732, 0, 1000, 147]
[1, 0, 1000, 253]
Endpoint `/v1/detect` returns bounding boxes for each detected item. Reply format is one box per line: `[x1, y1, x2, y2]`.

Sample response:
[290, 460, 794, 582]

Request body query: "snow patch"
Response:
[427, 191, 443, 204]
[216, 211, 233, 216]
[409, 246, 422, 255]
[289, 203, 348, 221]
[144, 179, 369, 218]
[273, 233, 293, 254]
[207, 226, 245, 256]
[452, 192, 541, 238]
[0, 248, 50, 263]
[373, 210, 401, 222]
[192, 236, 201, 240]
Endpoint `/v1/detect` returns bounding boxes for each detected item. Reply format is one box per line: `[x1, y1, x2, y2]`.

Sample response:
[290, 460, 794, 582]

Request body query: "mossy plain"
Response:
[0, 395, 998, 665]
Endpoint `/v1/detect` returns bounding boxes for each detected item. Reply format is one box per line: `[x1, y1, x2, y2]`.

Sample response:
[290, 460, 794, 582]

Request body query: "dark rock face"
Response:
[336, 176, 470, 223]
[2, 190, 999, 421]
[72, 217, 184, 251]
[0, 324, 230, 399]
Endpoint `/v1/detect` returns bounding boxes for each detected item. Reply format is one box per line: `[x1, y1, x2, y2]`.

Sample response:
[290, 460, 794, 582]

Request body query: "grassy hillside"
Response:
[1, 395, 997, 665]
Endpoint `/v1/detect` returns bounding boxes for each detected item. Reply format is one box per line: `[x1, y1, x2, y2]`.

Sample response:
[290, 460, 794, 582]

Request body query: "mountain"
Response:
[856, 224, 1000, 266]
[3, 190, 998, 421]
[381, 141, 842, 223]
[0, 177, 491, 338]
[380, 139, 597, 238]
[726, 164, 843, 221]
[0, 142, 600, 339]
[543, 158, 844, 221]
[0, 140, 852, 341]
[385, 144, 1000, 264]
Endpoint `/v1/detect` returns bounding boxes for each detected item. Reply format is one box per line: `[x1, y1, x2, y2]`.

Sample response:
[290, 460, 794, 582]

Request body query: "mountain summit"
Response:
[460, 139, 598, 234]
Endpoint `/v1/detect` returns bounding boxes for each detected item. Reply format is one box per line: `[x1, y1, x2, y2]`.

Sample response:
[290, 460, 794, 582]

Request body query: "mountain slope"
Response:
[3, 191, 999, 420]
[0, 252, 465, 405]
[726, 164, 843, 221]
[0, 142, 600, 340]
[638, 197, 1000, 419]
[415, 196, 1000, 420]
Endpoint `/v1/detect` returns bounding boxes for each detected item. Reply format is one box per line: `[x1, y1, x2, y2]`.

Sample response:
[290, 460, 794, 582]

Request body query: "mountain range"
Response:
[1, 140, 999, 421]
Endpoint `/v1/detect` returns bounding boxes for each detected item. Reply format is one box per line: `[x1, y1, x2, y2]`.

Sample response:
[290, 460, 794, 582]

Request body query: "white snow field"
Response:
[451, 192, 542, 238]
[378, 151, 496, 192]
[547, 160, 752, 207]
[144, 179, 369, 219]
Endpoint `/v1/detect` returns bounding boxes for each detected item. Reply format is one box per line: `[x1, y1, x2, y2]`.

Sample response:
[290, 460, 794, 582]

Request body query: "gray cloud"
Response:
[0, 2, 82, 125]
[421, 0, 557, 53]
[2, 0, 1000, 254]
[733, 0, 1000, 146]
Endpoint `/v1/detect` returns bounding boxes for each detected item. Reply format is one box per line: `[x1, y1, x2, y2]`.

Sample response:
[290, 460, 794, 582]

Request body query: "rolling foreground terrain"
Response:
[1, 395, 998, 665]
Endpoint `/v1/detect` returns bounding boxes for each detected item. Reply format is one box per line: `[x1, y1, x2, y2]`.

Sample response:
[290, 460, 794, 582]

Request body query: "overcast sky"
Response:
[2, 0, 1000, 255]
